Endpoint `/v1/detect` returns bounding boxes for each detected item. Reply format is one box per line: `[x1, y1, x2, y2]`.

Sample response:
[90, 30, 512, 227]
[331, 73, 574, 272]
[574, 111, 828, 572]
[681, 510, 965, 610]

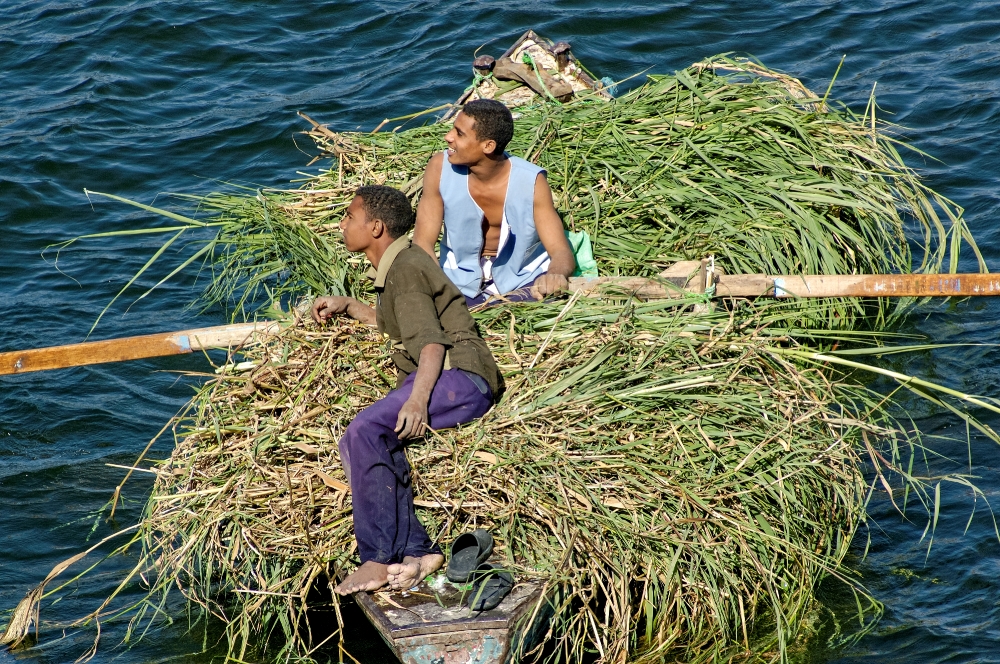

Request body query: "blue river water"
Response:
[2, 1, 999, 662]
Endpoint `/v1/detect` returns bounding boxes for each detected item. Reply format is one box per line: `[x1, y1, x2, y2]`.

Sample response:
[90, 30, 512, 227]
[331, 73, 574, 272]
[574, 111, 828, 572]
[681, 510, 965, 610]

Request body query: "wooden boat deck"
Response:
[355, 574, 550, 664]
[444, 29, 612, 122]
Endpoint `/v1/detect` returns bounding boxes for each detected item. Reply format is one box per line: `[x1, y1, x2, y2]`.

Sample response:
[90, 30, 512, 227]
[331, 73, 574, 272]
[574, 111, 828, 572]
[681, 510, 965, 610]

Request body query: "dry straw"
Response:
[4, 57, 991, 663]
[132, 300, 895, 663]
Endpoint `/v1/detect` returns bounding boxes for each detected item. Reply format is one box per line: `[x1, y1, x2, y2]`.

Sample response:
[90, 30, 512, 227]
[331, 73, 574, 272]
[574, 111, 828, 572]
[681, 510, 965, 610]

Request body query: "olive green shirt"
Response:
[370, 235, 503, 399]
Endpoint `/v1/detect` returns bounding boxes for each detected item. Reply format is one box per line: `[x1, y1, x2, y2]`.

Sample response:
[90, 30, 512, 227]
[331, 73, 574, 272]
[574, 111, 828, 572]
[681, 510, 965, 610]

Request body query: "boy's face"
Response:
[444, 112, 495, 165]
[340, 196, 375, 252]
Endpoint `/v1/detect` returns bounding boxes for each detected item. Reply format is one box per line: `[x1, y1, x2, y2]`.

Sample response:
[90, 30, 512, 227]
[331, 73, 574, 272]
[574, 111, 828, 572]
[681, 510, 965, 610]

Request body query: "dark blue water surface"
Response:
[3, 1, 1000, 662]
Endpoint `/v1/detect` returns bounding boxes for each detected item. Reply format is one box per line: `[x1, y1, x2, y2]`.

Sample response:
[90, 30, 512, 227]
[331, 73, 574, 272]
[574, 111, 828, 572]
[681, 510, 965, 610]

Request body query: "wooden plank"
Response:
[714, 274, 772, 297]
[568, 273, 1000, 299]
[658, 260, 703, 281]
[0, 322, 278, 376]
[493, 59, 574, 100]
[394, 628, 508, 664]
[182, 322, 279, 349]
[568, 276, 681, 298]
[719, 273, 1000, 297]
[355, 581, 542, 638]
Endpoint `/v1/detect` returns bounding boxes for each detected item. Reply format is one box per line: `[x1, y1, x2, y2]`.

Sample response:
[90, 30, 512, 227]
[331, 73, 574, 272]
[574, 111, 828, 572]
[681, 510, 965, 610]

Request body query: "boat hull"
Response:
[354, 580, 551, 664]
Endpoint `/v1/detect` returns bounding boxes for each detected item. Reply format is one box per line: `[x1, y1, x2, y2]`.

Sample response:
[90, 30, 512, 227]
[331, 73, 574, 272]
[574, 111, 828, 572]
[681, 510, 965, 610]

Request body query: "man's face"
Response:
[444, 112, 493, 165]
[340, 196, 373, 252]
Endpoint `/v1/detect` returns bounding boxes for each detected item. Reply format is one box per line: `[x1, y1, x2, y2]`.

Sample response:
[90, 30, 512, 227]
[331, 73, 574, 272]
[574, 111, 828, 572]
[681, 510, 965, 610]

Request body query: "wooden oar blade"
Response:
[0, 322, 277, 376]
[0, 334, 189, 375]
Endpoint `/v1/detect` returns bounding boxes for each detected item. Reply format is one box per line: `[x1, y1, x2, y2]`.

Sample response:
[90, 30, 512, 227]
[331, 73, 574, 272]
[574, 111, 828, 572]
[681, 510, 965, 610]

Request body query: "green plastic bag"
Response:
[566, 230, 598, 277]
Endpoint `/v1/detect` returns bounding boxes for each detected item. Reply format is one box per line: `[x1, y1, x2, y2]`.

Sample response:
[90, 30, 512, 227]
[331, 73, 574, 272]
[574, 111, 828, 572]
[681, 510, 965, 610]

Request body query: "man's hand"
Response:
[530, 272, 570, 300]
[311, 296, 377, 326]
[395, 397, 428, 439]
[311, 296, 352, 323]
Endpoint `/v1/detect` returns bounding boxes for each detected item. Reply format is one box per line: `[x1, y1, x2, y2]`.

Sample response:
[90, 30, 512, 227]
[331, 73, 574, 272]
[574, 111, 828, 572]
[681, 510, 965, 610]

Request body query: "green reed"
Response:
[74, 56, 980, 330]
[66, 296, 983, 664]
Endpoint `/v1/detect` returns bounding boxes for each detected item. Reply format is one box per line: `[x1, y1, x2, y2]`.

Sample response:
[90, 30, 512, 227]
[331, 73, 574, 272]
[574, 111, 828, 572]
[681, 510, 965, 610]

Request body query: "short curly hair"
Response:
[462, 99, 514, 156]
[354, 185, 415, 239]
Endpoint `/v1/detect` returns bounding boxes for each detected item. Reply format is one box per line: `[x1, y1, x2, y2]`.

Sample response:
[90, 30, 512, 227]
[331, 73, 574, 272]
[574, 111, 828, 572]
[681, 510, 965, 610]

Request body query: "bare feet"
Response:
[386, 553, 445, 591]
[334, 561, 389, 595]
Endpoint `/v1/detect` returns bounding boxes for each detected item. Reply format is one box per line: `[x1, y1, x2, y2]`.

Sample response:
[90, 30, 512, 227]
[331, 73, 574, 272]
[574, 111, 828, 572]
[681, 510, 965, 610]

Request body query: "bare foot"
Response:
[334, 561, 389, 595]
[386, 553, 445, 591]
[386, 557, 420, 590]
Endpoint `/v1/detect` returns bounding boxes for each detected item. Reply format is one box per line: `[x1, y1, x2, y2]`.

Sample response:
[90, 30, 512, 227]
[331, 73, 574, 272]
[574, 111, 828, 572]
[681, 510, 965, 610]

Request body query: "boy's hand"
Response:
[312, 296, 354, 323]
[395, 397, 428, 439]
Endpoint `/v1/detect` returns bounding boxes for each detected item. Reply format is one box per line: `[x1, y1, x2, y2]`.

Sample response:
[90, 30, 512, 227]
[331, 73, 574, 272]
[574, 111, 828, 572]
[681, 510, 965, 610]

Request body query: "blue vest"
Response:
[438, 152, 548, 298]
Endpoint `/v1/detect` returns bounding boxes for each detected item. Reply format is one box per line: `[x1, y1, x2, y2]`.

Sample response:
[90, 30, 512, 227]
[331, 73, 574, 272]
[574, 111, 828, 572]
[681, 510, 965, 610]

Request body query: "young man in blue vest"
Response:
[413, 99, 576, 306]
[312, 185, 501, 595]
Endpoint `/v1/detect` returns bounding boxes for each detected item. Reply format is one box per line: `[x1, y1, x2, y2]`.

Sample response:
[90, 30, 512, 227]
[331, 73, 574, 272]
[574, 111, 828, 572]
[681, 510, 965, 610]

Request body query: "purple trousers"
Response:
[338, 368, 493, 565]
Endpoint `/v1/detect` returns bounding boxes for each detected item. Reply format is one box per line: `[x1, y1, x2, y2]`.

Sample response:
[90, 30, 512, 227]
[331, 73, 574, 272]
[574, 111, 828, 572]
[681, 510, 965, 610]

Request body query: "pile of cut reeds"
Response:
[5, 57, 992, 663]
[169, 55, 980, 330]
[121, 297, 908, 663]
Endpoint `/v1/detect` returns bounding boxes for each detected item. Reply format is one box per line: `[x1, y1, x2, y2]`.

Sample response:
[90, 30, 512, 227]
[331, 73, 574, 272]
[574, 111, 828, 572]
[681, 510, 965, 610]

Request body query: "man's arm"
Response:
[412, 153, 445, 261]
[311, 296, 376, 326]
[395, 343, 445, 438]
[531, 173, 576, 299]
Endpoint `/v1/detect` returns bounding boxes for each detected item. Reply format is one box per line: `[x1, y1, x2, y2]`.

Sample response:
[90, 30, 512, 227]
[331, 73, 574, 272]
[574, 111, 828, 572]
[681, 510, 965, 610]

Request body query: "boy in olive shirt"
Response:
[311, 185, 502, 595]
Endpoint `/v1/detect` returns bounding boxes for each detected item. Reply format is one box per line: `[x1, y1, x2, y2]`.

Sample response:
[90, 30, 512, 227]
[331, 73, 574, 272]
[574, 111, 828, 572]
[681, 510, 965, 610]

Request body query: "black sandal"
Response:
[446, 528, 494, 583]
[467, 563, 514, 612]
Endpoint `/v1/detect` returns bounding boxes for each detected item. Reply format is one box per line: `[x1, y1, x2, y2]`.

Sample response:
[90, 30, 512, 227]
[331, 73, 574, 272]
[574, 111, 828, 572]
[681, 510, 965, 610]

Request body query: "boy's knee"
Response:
[341, 419, 368, 454]
[348, 407, 383, 433]
[342, 407, 395, 450]
[338, 438, 353, 484]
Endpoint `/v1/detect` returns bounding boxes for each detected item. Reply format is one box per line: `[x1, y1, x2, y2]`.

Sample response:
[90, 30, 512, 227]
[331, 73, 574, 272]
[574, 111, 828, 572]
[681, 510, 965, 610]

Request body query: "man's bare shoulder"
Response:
[424, 151, 445, 173]
[419, 152, 446, 197]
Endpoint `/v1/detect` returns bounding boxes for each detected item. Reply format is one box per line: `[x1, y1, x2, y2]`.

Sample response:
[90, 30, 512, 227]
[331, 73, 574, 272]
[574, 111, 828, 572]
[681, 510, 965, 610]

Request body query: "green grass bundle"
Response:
[129, 298, 898, 663]
[174, 56, 979, 329]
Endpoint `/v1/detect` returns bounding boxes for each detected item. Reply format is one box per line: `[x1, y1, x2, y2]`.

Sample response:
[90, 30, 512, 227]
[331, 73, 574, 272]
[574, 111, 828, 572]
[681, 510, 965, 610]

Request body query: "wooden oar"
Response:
[0, 322, 279, 376]
[3, 267, 995, 376]
[570, 261, 1000, 300]
[719, 273, 1000, 298]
